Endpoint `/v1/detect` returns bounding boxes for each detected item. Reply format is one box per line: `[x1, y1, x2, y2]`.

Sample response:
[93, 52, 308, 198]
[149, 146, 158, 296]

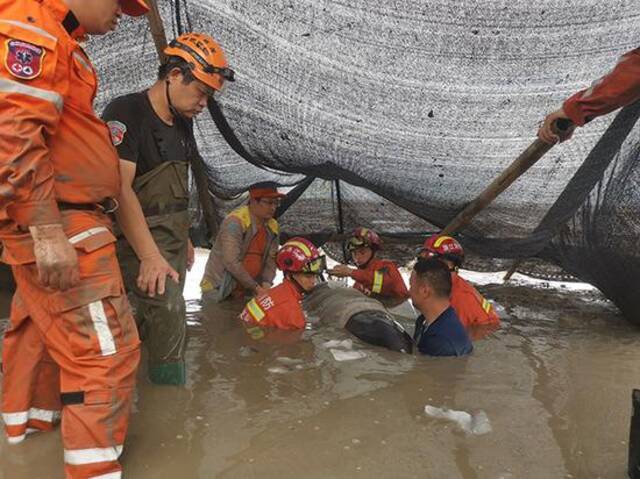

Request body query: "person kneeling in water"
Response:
[329, 227, 409, 307]
[410, 258, 473, 357]
[419, 235, 499, 329]
[240, 237, 325, 338]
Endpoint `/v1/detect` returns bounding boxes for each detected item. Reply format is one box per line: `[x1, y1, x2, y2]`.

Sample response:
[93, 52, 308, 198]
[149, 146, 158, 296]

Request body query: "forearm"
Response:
[350, 268, 372, 285]
[563, 49, 640, 126]
[115, 183, 160, 260]
[219, 222, 258, 290]
[261, 240, 278, 284]
[224, 259, 259, 290]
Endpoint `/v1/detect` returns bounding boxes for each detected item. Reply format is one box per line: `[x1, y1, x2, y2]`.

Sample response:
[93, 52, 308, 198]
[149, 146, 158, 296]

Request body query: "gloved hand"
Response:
[537, 108, 576, 144]
[29, 224, 80, 291]
[137, 252, 179, 297]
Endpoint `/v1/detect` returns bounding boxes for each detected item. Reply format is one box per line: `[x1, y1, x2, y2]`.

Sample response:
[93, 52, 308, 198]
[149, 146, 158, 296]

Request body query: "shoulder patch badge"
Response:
[4, 39, 45, 80]
[107, 120, 127, 146]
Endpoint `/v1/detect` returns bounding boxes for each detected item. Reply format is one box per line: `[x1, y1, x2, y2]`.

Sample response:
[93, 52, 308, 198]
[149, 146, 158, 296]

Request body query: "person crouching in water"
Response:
[410, 258, 473, 356]
[419, 235, 499, 329]
[201, 182, 284, 302]
[240, 237, 325, 338]
[329, 227, 409, 307]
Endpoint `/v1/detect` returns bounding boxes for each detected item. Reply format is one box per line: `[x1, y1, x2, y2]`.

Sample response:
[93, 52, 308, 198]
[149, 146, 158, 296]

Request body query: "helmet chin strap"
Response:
[288, 272, 325, 295]
[165, 79, 185, 122]
[288, 273, 307, 295]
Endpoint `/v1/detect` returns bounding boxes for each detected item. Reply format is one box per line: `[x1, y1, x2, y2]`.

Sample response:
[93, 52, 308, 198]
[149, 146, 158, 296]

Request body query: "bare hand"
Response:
[255, 284, 270, 297]
[328, 264, 354, 278]
[187, 239, 195, 271]
[537, 108, 576, 144]
[30, 224, 80, 291]
[137, 252, 179, 297]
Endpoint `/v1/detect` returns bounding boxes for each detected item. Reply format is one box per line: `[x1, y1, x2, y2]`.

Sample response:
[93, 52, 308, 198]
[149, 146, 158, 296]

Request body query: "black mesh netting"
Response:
[87, 1, 640, 322]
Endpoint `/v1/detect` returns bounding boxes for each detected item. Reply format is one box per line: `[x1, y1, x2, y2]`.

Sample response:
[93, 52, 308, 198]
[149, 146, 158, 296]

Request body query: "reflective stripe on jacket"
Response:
[201, 205, 279, 302]
[0, 0, 120, 264]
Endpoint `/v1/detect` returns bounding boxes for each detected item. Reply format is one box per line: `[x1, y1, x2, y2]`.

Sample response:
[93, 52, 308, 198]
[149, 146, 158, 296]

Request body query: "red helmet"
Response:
[347, 227, 382, 252]
[421, 234, 465, 267]
[277, 237, 326, 274]
[119, 0, 149, 17]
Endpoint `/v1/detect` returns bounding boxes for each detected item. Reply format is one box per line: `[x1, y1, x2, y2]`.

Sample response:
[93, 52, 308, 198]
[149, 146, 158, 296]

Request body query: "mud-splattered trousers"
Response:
[0, 1, 140, 477]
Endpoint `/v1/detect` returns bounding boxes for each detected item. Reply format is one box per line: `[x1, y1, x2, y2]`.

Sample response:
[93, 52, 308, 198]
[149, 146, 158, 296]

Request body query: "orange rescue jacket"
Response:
[450, 272, 499, 328]
[240, 279, 306, 331]
[0, 0, 121, 263]
[350, 258, 409, 302]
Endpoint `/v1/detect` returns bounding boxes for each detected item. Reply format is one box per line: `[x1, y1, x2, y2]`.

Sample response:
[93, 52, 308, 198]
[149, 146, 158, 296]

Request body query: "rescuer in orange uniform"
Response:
[329, 227, 409, 307]
[240, 237, 325, 338]
[538, 47, 640, 144]
[419, 235, 499, 329]
[0, 0, 148, 477]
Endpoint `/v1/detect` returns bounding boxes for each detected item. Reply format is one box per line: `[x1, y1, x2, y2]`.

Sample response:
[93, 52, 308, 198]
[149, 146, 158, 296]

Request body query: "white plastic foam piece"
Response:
[267, 366, 289, 374]
[330, 349, 366, 362]
[323, 339, 353, 349]
[424, 405, 492, 435]
[276, 356, 304, 365]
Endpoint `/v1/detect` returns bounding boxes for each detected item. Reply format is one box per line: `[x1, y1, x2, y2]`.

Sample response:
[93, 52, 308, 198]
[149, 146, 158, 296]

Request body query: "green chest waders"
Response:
[117, 161, 190, 385]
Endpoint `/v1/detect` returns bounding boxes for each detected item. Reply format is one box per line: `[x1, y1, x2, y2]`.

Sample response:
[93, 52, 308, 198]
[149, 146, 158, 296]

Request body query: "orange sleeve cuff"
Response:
[562, 94, 587, 126]
[7, 199, 62, 228]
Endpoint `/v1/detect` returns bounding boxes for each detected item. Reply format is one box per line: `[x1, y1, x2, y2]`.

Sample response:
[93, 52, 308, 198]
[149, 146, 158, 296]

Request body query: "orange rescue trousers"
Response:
[2, 239, 140, 479]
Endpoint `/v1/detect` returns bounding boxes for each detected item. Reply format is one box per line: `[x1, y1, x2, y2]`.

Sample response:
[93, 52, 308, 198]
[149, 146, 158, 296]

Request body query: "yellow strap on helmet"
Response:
[433, 235, 455, 248]
[285, 240, 313, 258]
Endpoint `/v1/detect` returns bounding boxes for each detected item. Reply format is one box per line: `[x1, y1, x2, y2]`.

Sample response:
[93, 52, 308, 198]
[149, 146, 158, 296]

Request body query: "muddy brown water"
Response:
[1, 280, 639, 478]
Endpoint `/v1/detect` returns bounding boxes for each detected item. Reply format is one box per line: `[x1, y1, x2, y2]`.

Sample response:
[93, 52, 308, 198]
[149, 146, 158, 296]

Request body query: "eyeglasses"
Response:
[259, 198, 282, 207]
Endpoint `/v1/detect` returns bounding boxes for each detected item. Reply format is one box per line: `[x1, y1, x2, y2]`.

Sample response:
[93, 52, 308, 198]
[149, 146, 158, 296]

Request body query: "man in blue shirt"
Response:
[410, 258, 473, 356]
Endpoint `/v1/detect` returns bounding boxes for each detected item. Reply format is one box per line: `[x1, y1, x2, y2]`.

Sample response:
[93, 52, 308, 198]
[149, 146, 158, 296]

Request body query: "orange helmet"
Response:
[163, 33, 235, 91]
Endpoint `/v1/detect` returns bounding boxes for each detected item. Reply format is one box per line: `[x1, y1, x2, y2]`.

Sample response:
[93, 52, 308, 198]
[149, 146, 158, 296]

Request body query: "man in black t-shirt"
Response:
[102, 33, 235, 385]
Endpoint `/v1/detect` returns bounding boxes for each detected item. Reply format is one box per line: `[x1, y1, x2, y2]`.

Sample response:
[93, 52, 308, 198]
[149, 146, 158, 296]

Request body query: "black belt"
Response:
[61, 391, 84, 405]
[142, 202, 189, 217]
[58, 198, 119, 214]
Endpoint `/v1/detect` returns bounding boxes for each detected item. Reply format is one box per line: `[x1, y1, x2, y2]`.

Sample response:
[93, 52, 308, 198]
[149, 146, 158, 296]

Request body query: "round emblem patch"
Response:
[107, 120, 127, 146]
[4, 39, 45, 80]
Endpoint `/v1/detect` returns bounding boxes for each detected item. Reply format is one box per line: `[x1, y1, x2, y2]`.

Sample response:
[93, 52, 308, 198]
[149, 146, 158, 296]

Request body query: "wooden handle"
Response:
[144, 0, 168, 62]
[441, 119, 573, 236]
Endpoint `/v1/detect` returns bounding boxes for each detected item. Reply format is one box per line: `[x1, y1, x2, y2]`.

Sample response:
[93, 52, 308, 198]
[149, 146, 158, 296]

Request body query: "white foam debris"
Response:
[267, 366, 290, 374]
[276, 356, 304, 365]
[330, 349, 366, 361]
[424, 405, 492, 435]
[323, 339, 353, 349]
